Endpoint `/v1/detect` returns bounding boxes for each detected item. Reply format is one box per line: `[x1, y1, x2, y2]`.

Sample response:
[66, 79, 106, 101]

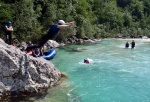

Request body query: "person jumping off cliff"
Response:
[26, 20, 74, 50]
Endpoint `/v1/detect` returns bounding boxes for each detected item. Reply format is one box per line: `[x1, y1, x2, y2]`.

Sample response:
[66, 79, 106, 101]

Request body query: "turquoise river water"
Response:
[33, 39, 150, 102]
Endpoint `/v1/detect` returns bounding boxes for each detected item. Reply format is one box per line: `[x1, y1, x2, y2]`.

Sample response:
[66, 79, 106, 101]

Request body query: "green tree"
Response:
[97, 1, 124, 29]
[0, 1, 13, 38]
[123, 11, 133, 27]
[142, 0, 150, 16]
[131, 1, 144, 21]
[116, 0, 132, 8]
[1, 0, 150, 42]
[12, 0, 42, 42]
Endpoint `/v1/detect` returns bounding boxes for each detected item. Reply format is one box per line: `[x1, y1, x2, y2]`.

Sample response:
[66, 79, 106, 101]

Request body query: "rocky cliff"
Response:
[0, 39, 61, 99]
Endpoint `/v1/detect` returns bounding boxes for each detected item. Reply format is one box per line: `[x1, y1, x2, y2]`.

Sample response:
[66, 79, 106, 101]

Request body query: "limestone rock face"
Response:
[0, 41, 61, 98]
[44, 40, 60, 49]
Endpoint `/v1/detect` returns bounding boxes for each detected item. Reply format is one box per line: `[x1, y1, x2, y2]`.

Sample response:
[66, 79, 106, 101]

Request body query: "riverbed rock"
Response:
[78, 39, 84, 44]
[83, 39, 102, 44]
[0, 41, 61, 99]
[142, 36, 148, 39]
[66, 36, 101, 44]
[44, 40, 60, 49]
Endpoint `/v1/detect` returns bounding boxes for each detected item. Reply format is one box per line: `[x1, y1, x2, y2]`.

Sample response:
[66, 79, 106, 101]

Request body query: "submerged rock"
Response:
[73, 48, 86, 52]
[83, 39, 102, 44]
[0, 40, 61, 99]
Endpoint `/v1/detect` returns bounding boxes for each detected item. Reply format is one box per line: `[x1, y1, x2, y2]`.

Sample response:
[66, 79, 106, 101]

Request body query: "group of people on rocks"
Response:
[19, 41, 44, 57]
[25, 41, 45, 57]
[3, 20, 136, 58]
[125, 40, 135, 49]
[3, 20, 75, 57]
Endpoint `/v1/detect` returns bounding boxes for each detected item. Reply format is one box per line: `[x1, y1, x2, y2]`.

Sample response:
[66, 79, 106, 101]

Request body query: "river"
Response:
[33, 38, 150, 102]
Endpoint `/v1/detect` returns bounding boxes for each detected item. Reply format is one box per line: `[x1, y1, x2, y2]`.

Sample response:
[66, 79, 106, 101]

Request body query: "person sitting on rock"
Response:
[32, 48, 40, 57]
[26, 41, 34, 54]
[28, 41, 34, 47]
[40, 47, 44, 56]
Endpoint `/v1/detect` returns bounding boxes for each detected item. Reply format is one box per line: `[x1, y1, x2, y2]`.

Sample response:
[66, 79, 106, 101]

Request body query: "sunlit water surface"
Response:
[34, 39, 150, 102]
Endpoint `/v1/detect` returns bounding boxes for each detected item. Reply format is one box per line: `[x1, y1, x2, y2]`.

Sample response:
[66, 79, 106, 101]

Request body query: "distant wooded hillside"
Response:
[1, 0, 150, 43]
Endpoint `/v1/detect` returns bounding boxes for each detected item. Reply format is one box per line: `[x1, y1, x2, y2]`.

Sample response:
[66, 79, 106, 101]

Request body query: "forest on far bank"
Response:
[1, 0, 150, 43]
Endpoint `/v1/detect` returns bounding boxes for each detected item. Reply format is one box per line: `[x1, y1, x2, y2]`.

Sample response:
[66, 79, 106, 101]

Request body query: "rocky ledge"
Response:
[60, 36, 102, 44]
[0, 39, 61, 100]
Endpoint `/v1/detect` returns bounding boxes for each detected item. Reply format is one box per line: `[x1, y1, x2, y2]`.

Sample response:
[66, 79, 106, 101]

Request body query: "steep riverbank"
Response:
[0, 38, 62, 100]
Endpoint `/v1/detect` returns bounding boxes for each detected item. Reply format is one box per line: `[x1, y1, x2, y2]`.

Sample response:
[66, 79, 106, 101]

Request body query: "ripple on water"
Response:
[48, 39, 150, 102]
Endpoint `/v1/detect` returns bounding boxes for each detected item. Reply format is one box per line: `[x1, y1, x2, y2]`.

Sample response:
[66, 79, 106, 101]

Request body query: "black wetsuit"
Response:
[131, 41, 135, 48]
[125, 42, 129, 48]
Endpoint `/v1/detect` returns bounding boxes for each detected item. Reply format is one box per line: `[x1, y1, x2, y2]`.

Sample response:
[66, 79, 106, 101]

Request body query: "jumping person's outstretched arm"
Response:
[58, 21, 75, 28]
[26, 20, 75, 51]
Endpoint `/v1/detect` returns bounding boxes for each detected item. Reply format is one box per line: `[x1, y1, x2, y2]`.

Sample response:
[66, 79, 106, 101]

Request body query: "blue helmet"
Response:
[7, 21, 12, 24]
